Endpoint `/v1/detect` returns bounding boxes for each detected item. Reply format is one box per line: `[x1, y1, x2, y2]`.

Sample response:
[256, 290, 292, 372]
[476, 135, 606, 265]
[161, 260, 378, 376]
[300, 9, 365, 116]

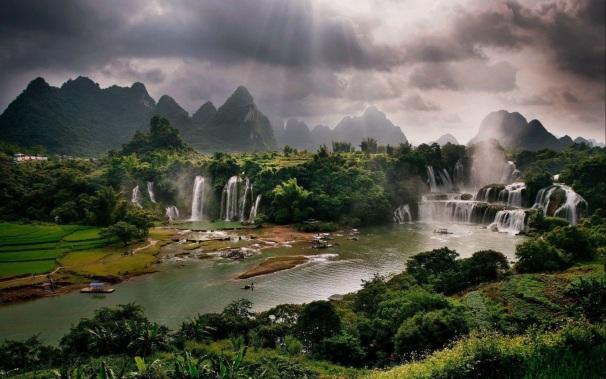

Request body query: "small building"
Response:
[13, 153, 48, 163]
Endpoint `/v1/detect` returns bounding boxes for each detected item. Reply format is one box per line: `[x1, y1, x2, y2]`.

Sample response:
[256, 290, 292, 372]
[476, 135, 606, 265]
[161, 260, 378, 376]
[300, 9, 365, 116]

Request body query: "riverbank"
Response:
[0, 224, 317, 306]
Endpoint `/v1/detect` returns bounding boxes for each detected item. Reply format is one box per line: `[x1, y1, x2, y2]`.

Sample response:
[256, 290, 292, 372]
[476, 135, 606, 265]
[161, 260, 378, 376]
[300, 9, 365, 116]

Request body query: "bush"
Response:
[376, 288, 450, 333]
[296, 301, 342, 349]
[514, 239, 568, 273]
[395, 307, 469, 357]
[406, 247, 459, 284]
[566, 276, 606, 322]
[0, 336, 58, 371]
[316, 333, 365, 367]
[544, 226, 596, 261]
[462, 250, 510, 284]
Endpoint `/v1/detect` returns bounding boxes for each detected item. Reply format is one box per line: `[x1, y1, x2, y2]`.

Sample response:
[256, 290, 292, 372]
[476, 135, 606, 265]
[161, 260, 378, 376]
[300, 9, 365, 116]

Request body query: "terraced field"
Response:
[0, 223, 110, 279]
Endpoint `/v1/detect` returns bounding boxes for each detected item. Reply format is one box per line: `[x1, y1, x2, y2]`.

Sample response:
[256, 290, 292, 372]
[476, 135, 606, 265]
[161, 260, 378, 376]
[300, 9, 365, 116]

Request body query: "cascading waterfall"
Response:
[497, 182, 526, 207]
[427, 166, 454, 193]
[248, 194, 262, 223]
[131, 185, 142, 208]
[190, 176, 206, 221]
[393, 204, 412, 224]
[221, 176, 254, 222]
[419, 200, 482, 224]
[500, 161, 521, 184]
[532, 184, 587, 225]
[165, 206, 180, 223]
[454, 159, 465, 189]
[147, 181, 157, 203]
[490, 210, 527, 234]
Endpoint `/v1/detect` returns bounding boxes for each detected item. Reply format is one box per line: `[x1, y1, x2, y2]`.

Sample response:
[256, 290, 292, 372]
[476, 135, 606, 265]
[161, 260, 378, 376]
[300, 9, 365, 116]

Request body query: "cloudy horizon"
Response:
[1, 0, 604, 144]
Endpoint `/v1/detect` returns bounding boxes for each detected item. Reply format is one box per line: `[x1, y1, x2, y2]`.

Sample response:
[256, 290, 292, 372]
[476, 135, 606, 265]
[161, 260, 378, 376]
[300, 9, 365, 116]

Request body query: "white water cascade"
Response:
[131, 185, 142, 208]
[221, 176, 253, 222]
[454, 159, 465, 189]
[393, 204, 412, 224]
[500, 161, 521, 184]
[165, 206, 180, 223]
[533, 184, 587, 225]
[248, 195, 262, 223]
[497, 182, 526, 208]
[427, 166, 455, 193]
[147, 182, 157, 203]
[190, 176, 206, 221]
[490, 210, 527, 234]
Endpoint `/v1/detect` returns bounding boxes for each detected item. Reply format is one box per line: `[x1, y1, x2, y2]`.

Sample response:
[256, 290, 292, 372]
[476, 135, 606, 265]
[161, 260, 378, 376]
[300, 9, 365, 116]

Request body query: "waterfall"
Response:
[553, 185, 587, 225]
[419, 200, 482, 224]
[497, 182, 526, 207]
[427, 166, 454, 193]
[190, 176, 206, 221]
[147, 181, 157, 203]
[500, 161, 521, 184]
[131, 185, 142, 208]
[454, 159, 465, 189]
[221, 176, 252, 221]
[490, 210, 527, 234]
[165, 206, 180, 223]
[248, 194, 262, 223]
[393, 204, 412, 224]
[532, 184, 587, 225]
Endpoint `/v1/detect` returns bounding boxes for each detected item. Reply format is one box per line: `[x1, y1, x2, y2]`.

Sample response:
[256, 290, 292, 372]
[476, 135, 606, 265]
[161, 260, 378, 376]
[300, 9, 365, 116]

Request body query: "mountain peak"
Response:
[192, 101, 217, 125]
[62, 76, 99, 91]
[130, 82, 148, 94]
[25, 77, 50, 92]
[225, 86, 254, 106]
[434, 133, 459, 146]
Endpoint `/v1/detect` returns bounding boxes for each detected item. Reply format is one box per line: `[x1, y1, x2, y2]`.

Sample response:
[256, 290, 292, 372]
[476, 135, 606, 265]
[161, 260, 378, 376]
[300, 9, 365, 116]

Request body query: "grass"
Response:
[0, 223, 110, 279]
[368, 323, 606, 379]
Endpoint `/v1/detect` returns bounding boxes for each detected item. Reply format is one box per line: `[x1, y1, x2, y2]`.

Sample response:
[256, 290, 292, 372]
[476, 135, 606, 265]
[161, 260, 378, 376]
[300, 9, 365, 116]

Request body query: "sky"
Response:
[0, 0, 604, 144]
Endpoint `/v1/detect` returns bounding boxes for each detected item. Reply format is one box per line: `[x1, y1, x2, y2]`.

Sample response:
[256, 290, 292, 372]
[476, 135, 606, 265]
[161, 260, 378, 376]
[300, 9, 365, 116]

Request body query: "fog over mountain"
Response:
[0, 0, 602, 145]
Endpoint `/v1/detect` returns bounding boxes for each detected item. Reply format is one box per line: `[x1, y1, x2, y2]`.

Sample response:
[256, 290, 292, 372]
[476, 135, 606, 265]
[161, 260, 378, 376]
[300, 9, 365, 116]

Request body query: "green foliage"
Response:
[316, 333, 365, 367]
[406, 247, 459, 284]
[59, 303, 170, 357]
[544, 225, 596, 261]
[270, 178, 312, 223]
[515, 239, 567, 273]
[331, 141, 352, 153]
[461, 250, 510, 284]
[560, 152, 606, 212]
[524, 170, 553, 206]
[0, 336, 59, 371]
[567, 276, 606, 322]
[395, 307, 469, 357]
[360, 138, 378, 153]
[296, 301, 342, 349]
[122, 116, 188, 155]
[100, 221, 140, 247]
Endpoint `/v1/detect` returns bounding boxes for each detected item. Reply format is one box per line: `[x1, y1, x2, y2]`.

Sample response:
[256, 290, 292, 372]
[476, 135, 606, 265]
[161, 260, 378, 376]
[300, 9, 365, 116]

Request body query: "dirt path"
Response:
[130, 238, 158, 254]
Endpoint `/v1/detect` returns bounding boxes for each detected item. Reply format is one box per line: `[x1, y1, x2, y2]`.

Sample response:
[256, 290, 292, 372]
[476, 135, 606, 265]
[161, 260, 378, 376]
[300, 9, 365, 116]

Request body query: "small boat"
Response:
[433, 228, 452, 234]
[81, 281, 114, 293]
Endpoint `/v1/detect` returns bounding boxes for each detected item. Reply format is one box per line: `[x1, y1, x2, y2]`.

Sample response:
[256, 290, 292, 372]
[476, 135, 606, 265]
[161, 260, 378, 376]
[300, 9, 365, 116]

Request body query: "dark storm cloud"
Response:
[409, 61, 517, 92]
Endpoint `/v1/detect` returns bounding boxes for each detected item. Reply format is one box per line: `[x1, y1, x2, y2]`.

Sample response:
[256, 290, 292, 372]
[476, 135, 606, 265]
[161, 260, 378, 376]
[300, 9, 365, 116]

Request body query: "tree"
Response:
[296, 301, 341, 348]
[545, 226, 595, 261]
[270, 178, 312, 223]
[316, 333, 365, 366]
[462, 250, 510, 284]
[514, 239, 567, 273]
[101, 221, 140, 246]
[395, 307, 468, 357]
[332, 141, 352, 153]
[406, 248, 459, 284]
[360, 138, 378, 153]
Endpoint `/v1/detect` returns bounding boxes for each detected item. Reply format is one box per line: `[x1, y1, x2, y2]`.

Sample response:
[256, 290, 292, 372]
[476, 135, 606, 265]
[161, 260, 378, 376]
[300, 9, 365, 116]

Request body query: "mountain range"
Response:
[469, 110, 574, 151]
[274, 106, 407, 150]
[0, 78, 598, 155]
[0, 77, 276, 154]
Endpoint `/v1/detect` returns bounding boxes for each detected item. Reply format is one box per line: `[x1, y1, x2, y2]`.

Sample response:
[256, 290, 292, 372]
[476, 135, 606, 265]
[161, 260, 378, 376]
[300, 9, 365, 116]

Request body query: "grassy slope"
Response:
[369, 260, 606, 379]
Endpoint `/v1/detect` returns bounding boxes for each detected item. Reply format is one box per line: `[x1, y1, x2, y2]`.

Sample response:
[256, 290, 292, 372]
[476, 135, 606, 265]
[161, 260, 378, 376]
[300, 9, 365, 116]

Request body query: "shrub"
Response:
[0, 336, 58, 371]
[566, 276, 606, 322]
[296, 301, 342, 348]
[395, 307, 469, 357]
[406, 247, 459, 284]
[514, 239, 567, 273]
[316, 333, 365, 367]
[462, 250, 510, 284]
[544, 226, 596, 261]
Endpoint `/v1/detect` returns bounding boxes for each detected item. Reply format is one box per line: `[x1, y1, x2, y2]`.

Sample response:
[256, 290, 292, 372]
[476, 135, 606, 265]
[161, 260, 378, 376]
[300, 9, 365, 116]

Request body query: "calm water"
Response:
[0, 223, 525, 343]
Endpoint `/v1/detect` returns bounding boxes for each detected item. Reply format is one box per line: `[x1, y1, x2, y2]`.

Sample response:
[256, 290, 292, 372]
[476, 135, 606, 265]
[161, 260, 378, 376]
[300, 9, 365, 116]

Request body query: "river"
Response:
[0, 222, 525, 343]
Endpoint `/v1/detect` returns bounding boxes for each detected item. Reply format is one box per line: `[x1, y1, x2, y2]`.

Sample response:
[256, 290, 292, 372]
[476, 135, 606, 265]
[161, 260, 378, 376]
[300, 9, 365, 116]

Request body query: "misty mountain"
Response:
[574, 136, 605, 148]
[0, 77, 277, 154]
[278, 119, 315, 150]
[469, 110, 573, 151]
[433, 134, 460, 146]
[311, 125, 333, 148]
[333, 106, 407, 147]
